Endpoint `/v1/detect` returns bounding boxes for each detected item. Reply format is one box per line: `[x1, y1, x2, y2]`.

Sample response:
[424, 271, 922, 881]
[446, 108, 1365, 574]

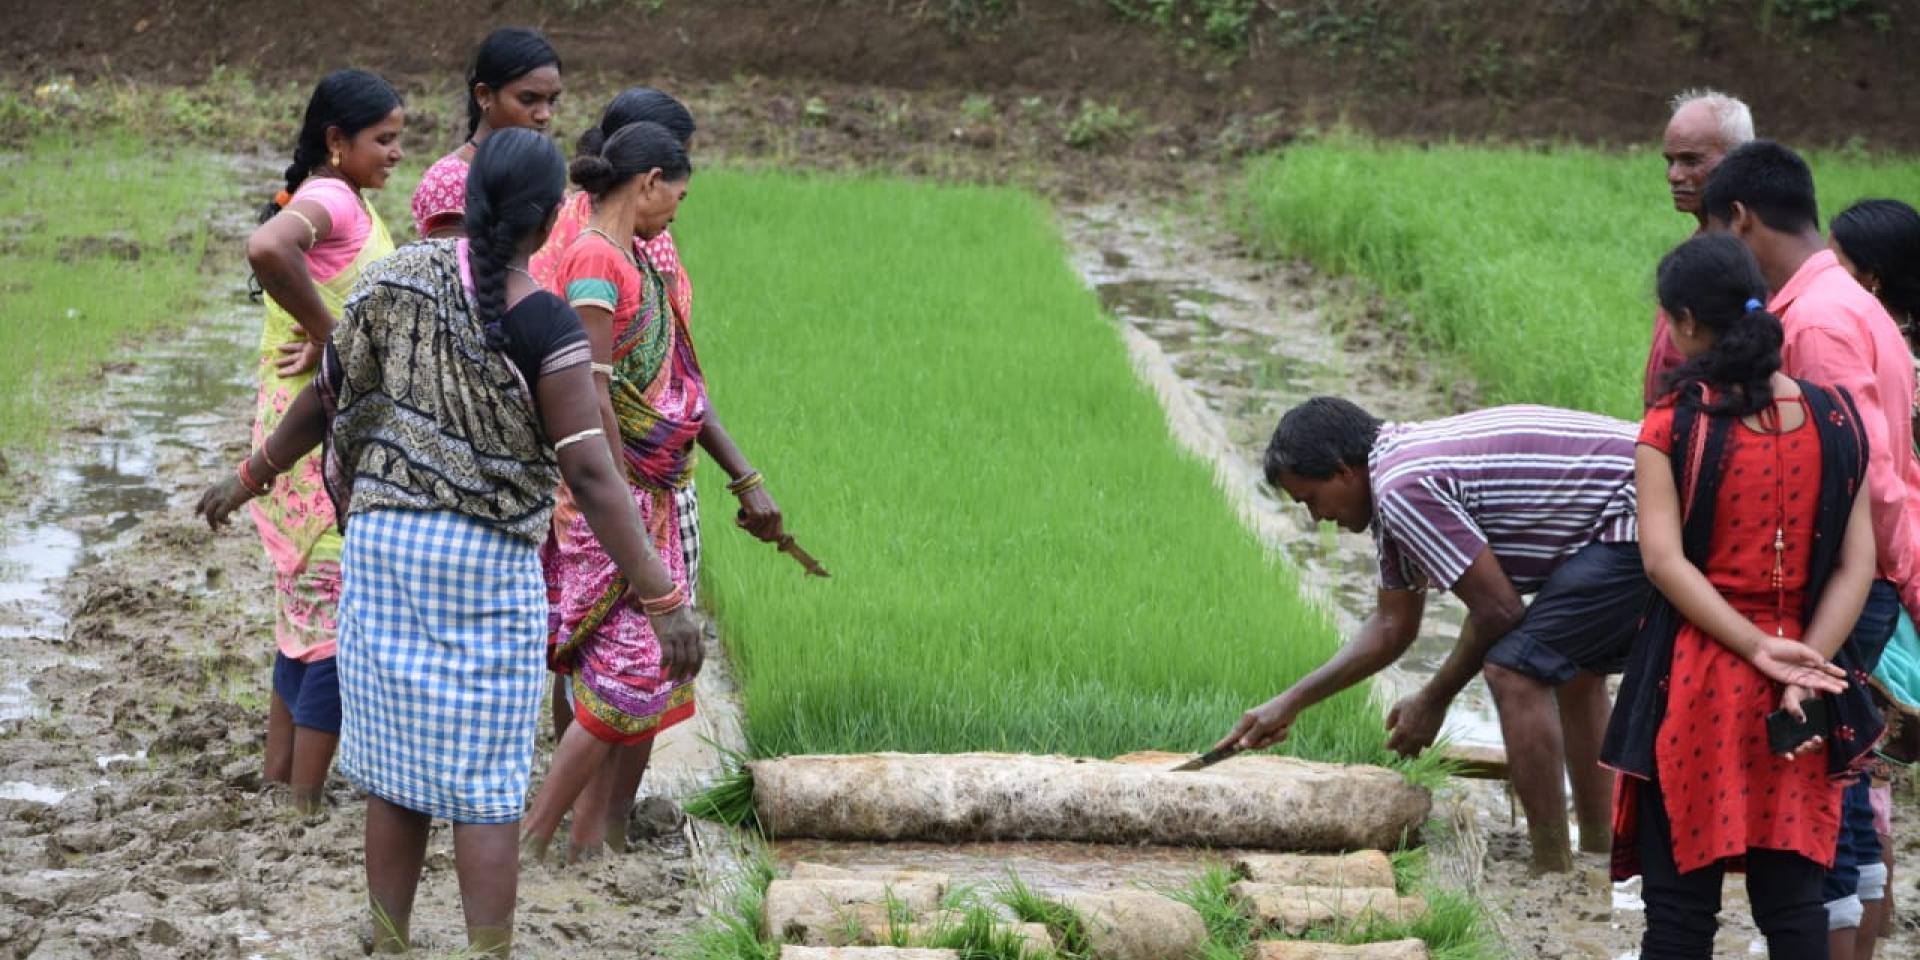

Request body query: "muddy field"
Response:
[1, 125, 1917, 959]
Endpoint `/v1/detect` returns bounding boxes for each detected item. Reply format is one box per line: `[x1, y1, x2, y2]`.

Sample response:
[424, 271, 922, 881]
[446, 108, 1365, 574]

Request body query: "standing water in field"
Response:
[1055, 200, 1501, 751]
[0, 296, 258, 786]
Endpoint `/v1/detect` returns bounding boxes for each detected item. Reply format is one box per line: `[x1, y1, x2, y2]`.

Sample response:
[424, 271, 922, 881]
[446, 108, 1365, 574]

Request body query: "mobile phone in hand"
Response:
[1766, 698, 1832, 755]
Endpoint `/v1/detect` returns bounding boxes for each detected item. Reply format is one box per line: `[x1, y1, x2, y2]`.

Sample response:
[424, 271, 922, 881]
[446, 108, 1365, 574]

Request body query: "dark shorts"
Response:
[271, 651, 341, 734]
[1484, 541, 1650, 685]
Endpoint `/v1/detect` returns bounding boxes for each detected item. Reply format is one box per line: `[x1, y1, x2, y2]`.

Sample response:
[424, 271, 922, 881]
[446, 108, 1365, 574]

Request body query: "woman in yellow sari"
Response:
[243, 68, 404, 813]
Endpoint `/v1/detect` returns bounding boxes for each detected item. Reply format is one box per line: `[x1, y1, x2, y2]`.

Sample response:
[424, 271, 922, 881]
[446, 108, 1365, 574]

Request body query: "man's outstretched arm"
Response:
[1217, 586, 1427, 751]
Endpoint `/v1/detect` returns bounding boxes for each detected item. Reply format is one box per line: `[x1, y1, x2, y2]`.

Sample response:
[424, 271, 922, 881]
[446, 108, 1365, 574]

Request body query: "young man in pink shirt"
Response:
[1645, 90, 1753, 405]
[1705, 139, 1915, 960]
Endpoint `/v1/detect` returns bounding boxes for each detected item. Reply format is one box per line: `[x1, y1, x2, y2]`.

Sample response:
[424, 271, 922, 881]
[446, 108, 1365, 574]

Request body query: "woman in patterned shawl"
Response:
[200, 129, 702, 956]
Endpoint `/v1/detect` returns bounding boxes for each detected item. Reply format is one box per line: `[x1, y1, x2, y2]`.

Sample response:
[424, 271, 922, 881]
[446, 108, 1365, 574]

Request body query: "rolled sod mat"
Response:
[763, 878, 947, 943]
[748, 753, 1431, 849]
[1229, 883, 1428, 935]
[888, 917, 1055, 956]
[1231, 851, 1397, 889]
[1250, 940, 1430, 960]
[1059, 891, 1208, 960]
[781, 949, 959, 960]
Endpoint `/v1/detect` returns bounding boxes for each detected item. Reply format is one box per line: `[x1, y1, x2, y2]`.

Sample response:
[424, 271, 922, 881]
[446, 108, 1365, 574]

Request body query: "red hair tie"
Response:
[274, 189, 294, 209]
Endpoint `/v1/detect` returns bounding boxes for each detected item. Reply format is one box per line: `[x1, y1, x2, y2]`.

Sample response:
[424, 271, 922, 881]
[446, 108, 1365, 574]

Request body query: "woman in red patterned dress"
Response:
[1606, 233, 1885, 959]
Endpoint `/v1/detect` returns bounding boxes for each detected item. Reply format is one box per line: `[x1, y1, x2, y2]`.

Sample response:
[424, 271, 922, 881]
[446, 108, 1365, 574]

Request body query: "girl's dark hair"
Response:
[569, 121, 693, 200]
[1657, 233, 1785, 417]
[576, 87, 696, 158]
[466, 128, 567, 348]
[466, 27, 562, 137]
[262, 69, 402, 223]
[1832, 198, 1920, 327]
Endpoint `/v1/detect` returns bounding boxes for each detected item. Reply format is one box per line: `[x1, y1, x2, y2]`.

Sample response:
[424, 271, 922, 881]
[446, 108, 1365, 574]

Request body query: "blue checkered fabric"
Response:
[674, 483, 701, 604]
[336, 508, 546, 824]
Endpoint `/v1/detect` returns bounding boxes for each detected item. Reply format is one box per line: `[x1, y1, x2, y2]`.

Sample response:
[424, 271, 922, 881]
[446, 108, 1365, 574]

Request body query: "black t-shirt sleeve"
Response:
[499, 290, 591, 386]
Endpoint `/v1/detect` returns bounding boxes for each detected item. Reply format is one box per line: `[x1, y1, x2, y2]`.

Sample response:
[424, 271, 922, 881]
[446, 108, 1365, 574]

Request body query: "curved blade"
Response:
[777, 535, 831, 578]
[1171, 743, 1243, 772]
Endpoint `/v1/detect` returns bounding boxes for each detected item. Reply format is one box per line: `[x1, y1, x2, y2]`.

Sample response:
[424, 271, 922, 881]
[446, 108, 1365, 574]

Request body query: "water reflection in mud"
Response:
[0, 292, 257, 771]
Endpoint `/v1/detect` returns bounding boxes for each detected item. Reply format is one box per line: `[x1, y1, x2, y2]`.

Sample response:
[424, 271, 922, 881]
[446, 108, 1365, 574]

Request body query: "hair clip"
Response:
[1745, 298, 1765, 313]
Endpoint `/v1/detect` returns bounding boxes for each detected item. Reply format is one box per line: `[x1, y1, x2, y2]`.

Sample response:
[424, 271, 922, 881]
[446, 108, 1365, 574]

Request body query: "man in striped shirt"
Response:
[1218, 397, 1647, 874]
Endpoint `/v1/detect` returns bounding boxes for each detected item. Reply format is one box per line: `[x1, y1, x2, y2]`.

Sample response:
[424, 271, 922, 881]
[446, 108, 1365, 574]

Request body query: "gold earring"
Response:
[330, 150, 341, 168]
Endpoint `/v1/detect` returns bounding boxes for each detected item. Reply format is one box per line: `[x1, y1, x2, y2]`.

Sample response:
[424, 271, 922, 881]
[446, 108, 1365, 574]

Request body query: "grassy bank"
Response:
[0, 134, 226, 447]
[680, 169, 1410, 769]
[1233, 140, 1920, 418]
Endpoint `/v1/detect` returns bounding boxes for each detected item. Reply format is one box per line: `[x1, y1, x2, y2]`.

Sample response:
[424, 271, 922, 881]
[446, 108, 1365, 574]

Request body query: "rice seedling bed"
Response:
[678, 169, 1412, 771]
[0, 134, 227, 448]
[1231, 139, 1920, 418]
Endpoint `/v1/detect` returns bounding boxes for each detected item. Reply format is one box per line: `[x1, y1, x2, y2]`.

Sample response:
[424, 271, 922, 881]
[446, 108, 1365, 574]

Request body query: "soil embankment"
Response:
[8, 0, 1920, 149]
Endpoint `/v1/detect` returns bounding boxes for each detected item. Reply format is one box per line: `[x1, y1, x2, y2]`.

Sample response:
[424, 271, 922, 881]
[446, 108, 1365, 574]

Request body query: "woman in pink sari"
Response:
[245, 69, 404, 813]
[520, 121, 714, 862]
[409, 27, 563, 239]
[528, 90, 785, 856]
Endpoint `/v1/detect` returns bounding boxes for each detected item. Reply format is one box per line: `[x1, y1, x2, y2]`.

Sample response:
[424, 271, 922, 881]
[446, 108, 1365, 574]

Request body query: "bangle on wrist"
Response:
[727, 471, 764, 496]
[237, 458, 270, 497]
[258, 444, 287, 474]
[640, 583, 687, 617]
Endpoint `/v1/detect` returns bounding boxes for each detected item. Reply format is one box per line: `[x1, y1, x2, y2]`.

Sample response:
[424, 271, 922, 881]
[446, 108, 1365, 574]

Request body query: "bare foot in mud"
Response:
[1528, 828, 1576, 876]
[519, 831, 551, 868]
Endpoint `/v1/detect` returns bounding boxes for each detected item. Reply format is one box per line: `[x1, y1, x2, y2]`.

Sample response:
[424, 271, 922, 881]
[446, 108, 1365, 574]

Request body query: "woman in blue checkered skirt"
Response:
[198, 128, 704, 958]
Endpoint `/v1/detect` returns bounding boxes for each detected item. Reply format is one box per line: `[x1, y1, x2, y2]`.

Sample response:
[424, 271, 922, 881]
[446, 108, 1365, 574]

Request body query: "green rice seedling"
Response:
[683, 169, 1401, 769]
[683, 747, 760, 830]
[1233, 137, 1920, 418]
[0, 134, 227, 447]
[1176, 859, 1499, 958]
[996, 874, 1094, 959]
[1388, 846, 1425, 894]
[1171, 864, 1257, 951]
[673, 851, 779, 960]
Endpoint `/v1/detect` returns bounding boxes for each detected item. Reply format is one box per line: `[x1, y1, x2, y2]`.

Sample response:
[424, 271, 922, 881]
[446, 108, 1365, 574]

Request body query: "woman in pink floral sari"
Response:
[245, 69, 403, 813]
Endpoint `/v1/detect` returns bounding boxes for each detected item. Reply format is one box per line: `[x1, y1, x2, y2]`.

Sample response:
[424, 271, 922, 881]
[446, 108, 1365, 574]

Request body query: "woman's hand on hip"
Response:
[275, 337, 324, 378]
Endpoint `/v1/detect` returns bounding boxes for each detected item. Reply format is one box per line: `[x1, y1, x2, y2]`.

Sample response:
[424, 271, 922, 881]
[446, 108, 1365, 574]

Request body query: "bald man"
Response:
[1644, 90, 1755, 404]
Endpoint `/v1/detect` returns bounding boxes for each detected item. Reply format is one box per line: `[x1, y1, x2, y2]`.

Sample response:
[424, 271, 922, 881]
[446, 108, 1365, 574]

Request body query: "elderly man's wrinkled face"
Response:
[1664, 102, 1728, 216]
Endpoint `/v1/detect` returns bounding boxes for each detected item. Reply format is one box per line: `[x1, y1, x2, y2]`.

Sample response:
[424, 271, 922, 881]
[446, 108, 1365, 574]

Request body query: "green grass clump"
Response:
[1233, 138, 1920, 418]
[673, 852, 779, 960]
[680, 169, 1395, 767]
[1174, 862, 1499, 960]
[0, 134, 226, 447]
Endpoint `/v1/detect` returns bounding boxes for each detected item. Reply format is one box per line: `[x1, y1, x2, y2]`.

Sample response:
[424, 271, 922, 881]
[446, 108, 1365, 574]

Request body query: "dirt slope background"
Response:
[7, 0, 1920, 149]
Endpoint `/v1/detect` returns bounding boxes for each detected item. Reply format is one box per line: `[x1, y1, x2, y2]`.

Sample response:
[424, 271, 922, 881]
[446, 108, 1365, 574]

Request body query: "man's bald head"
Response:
[1664, 89, 1754, 216]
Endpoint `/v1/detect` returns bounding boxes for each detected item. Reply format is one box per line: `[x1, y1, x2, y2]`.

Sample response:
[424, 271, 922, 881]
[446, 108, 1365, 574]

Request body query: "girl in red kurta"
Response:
[1605, 234, 1884, 959]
